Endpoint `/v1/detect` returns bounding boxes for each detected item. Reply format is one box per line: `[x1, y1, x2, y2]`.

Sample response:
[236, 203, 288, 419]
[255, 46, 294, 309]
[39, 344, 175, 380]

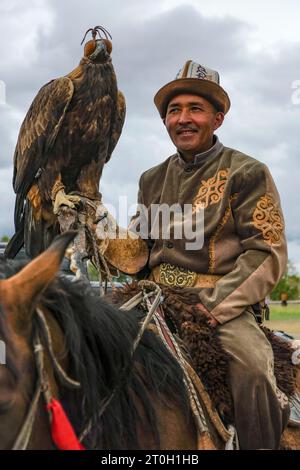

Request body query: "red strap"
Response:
[46, 398, 85, 450]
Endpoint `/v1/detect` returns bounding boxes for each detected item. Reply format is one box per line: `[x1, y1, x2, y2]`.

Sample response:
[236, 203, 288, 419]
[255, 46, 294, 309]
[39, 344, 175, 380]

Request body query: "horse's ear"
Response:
[0, 231, 76, 326]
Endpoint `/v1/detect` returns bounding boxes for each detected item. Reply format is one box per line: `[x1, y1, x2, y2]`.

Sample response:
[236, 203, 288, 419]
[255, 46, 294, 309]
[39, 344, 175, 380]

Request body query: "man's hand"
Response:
[206, 318, 219, 328]
[196, 302, 219, 328]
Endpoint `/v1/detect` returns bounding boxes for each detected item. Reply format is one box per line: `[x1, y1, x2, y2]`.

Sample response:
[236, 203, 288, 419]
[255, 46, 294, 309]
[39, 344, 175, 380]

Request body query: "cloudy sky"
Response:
[0, 0, 300, 271]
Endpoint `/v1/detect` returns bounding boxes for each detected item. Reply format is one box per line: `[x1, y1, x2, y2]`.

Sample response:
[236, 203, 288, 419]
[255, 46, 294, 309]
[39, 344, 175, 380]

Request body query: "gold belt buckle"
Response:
[159, 263, 197, 287]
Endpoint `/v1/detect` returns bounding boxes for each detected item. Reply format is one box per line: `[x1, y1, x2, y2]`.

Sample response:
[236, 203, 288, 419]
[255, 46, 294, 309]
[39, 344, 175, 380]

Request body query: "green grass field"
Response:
[265, 303, 300, 339]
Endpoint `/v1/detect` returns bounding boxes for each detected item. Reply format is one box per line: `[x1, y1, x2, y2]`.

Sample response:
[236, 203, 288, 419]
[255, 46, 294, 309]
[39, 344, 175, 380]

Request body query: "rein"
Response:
[12, 287, 162, 450]
[12, 308, 81, 450]
[12, 334, 44, 450]
[11, 286, 233, 449]
[79, 280, 163, 442]
[78, 281, 229, 448]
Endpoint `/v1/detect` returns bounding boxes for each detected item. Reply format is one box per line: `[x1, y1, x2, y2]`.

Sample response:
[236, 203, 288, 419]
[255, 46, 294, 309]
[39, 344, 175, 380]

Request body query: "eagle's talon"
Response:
[53, 189, 81, 215]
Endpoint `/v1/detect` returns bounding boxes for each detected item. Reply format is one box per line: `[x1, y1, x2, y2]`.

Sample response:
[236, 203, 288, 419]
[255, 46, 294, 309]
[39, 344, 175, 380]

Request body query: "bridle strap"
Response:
[79, 281, 163, 442]
[12, 382, 42, 450]
[36, 308, 80, 389]
[12, 339, 44, 450]
[12, 309, 81, 450]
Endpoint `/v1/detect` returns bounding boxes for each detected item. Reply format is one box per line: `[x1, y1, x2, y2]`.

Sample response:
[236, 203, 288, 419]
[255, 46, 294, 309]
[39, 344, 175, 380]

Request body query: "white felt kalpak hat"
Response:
[154, 60, 230, 118]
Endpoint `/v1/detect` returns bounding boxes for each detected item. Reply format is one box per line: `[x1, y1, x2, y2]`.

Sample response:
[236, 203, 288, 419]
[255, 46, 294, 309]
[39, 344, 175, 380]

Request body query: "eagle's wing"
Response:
[105, 90, 126, 163]
[13, 77, 74, 225]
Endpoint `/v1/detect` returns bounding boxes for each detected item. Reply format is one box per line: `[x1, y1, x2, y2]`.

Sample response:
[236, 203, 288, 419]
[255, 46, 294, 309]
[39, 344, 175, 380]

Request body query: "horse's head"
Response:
[0, 231, 199, 451]
[0, 232, 76, 449]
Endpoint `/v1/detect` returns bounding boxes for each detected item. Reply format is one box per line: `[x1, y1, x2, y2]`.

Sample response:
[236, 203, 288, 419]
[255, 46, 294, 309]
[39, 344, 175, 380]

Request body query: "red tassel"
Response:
[46, 398, 85, 450]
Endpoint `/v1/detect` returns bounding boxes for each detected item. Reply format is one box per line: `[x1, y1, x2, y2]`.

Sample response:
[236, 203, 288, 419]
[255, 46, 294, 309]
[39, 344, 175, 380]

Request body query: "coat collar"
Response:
[177, 135, 224, 167]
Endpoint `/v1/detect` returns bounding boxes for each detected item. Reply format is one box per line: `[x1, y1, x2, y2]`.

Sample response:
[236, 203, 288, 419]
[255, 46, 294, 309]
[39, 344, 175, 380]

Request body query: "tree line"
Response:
[270, 260, 300, 301]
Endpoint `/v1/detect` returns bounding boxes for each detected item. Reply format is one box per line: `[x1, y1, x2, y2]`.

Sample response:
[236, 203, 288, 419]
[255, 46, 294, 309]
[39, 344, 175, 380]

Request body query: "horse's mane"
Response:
[0, 256, 192, 449]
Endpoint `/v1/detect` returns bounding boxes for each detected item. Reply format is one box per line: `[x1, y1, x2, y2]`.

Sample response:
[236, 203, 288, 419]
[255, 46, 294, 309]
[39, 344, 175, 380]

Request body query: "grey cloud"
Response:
[0, 167, 15, 237]
[0, 103, 24, 169]
[234, 46, 300, 107]
[287, 240, 300, 274]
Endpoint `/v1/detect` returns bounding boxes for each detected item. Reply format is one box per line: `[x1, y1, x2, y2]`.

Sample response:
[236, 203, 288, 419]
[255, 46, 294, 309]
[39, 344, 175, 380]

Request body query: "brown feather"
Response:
[27, 184, 42, 220]
[13, 77, 74, 193]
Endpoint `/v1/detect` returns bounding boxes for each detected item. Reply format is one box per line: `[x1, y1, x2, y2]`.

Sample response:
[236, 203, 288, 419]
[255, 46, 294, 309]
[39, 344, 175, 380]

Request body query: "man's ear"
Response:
[214, 112, 224, 130]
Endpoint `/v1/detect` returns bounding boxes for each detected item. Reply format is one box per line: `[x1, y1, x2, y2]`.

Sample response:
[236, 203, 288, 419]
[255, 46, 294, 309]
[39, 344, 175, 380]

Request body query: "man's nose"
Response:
[178, 108, 191, 124]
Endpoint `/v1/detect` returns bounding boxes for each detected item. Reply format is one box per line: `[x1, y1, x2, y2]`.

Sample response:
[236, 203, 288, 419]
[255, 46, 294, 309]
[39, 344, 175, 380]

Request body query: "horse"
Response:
[0, 232, 197, 450]
[0, 231, 300, 450]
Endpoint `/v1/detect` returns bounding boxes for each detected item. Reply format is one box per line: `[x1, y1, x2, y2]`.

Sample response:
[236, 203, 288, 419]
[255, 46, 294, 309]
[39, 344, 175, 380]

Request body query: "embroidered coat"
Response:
[134, 137, 287, 324]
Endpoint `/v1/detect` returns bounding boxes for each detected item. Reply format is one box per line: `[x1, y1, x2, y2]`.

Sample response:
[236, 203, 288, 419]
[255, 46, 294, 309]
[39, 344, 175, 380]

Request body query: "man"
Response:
[131, 60, 290, 449]
[280, 291, 288, 306]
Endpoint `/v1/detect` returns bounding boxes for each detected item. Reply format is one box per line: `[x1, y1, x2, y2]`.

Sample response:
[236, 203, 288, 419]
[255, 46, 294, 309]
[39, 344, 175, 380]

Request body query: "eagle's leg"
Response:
[53, 189, 81, 215]
[68, 212, 90, 282]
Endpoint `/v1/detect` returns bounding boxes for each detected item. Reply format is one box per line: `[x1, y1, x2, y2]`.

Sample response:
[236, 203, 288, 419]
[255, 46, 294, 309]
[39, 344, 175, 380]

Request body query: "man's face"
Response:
[165, 94, 224, 158]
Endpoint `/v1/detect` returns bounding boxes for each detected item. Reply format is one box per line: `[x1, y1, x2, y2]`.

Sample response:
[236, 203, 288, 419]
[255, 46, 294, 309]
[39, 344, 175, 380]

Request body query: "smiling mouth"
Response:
[177, 129, 197, 136]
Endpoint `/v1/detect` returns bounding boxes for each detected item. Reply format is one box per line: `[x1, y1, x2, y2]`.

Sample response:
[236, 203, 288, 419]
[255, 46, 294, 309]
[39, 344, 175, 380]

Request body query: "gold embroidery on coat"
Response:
[208, 194, 238, 273]
[159, 263, 197, 287]
[192, 169, 229, 213]
[252, 194, 284, 245]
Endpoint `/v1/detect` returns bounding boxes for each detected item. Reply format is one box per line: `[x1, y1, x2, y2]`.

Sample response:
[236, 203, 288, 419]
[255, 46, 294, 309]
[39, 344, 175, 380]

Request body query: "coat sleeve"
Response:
[198, 162, 288, 324]
[128, 174, 150, 241]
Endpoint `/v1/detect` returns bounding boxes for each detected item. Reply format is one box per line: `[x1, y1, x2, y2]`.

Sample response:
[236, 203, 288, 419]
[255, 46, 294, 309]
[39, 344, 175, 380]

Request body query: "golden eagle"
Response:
[5, 26, 126, 259]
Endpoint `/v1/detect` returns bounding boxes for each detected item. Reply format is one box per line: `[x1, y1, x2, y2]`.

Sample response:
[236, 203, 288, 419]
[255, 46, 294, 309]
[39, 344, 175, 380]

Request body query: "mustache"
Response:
[176, 125, 198, 134]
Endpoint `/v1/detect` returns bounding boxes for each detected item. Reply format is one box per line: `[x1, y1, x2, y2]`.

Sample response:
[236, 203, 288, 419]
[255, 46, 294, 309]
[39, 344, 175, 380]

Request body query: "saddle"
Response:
[113, 282, 300, 441]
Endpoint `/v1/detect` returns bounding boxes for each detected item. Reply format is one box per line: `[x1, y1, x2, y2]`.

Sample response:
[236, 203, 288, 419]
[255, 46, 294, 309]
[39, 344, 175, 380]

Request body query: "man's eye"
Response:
[191, 106, 202, 111]
[168, 108, 179, 114]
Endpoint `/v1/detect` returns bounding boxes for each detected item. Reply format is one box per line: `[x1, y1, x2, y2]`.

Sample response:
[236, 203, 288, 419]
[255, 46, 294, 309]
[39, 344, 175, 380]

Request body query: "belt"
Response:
[150, 263, 222, 288]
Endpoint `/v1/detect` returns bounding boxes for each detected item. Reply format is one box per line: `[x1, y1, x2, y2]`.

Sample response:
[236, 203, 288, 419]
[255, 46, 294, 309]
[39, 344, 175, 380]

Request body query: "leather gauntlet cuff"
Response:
[51, 179, 65, 201]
